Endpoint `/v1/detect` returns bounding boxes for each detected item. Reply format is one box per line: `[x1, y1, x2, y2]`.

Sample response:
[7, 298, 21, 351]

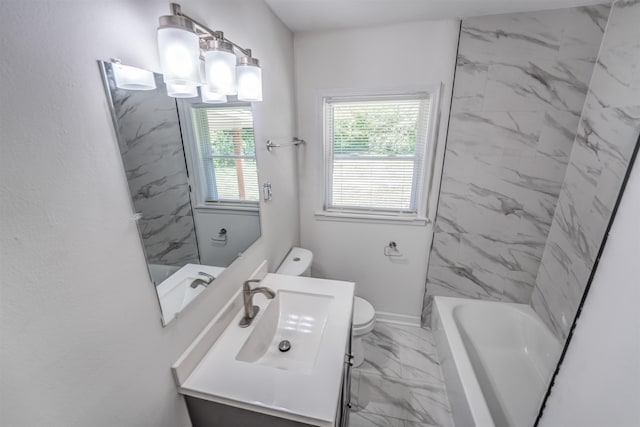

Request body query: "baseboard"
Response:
[375, 311, 421, 327]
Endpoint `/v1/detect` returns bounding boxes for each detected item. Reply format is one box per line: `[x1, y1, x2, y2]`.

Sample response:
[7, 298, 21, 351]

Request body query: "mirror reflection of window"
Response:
[190, 106, 259, 205]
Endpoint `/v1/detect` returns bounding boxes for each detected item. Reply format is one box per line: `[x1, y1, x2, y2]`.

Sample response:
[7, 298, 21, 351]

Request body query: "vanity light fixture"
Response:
[157, 14, 201, 87]
[201, 87, 228, 104]
[204, 39, 237, 95]
[111, 59, 156, 90]
[166, 81, 198, 98]
[237, 56, 262, 102]
[157, 3, 262, 103]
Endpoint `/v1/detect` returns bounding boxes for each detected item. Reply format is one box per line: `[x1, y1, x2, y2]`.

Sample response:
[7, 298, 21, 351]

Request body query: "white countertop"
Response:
[179, 273, 355, 426]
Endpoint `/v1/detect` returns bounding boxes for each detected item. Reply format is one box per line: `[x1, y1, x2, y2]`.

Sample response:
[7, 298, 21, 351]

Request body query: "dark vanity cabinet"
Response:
[336, 326, 353, 427]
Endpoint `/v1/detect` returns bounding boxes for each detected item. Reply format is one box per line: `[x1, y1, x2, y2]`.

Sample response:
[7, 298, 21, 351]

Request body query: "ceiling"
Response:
[265, 0, 609, 32]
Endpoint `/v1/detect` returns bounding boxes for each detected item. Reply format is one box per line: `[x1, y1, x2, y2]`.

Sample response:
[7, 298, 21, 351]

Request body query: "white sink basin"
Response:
[236, 290, 334, 374]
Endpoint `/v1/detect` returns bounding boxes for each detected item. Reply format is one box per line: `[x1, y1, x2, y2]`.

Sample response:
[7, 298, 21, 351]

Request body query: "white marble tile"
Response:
[428, 232, 462, 267]
[579, 102, 640, 172]
[451, 56, 487, 113]
[138, 215, 199, 266]
[348, 412, 404, 427]
[350, 370, 363, 411]
[358, 348, 404, 379]
[483, 58, 591, 115]
[351, 324, 453, 425]
[357, 373, 408, 419]
[459, 10, 562, 65]
[404, 422, 441, 427]
[596, 0, 640, 49]
[460, 232, 546, 279]
[559, 5, 610, 58]
[129, 180, 192, 219]
[590, 43, 640, 109]
[446, 111, 543, 157]
[404, 379, 454, 427]
[425, 263, 534, 304]
[537, 110, 581, 159]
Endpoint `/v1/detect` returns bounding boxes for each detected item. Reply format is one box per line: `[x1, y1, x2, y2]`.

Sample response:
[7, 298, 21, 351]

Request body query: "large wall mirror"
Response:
[99, 60, 261, 325]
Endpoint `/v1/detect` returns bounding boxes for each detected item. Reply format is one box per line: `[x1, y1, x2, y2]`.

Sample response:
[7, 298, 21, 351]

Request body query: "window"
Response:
[323, 92, 437, 219]
[189, 105, 259, 205]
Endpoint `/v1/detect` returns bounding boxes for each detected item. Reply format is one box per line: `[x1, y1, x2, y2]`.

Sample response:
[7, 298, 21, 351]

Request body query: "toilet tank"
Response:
[276, 247, 313, 277]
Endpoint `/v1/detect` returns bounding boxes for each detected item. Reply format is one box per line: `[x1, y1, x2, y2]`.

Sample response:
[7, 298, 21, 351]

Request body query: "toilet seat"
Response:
[353, 296, 375, 335]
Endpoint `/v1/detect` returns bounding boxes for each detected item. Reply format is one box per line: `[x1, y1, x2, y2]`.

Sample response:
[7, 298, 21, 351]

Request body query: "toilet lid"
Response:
[353, 297, 375, 327]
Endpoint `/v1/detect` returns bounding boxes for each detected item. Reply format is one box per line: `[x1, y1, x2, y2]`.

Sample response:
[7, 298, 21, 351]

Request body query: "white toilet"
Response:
[276, 247, 376, 367]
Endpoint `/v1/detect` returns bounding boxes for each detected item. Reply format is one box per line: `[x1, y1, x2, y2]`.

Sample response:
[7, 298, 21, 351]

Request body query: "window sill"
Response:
[195, 204, 259, 214]
[314, 210, 430, 226]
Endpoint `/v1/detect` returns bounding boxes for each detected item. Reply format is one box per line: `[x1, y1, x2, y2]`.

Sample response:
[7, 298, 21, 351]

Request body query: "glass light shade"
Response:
[157, 26, 201, 86]
[113, 63, 156, 90]
[201, 87, 227, 104]
[198, 59, 206, 87]
[166, 82, 198, 98]
[237, 62, 262, 102]
[205, 49, 237, 95]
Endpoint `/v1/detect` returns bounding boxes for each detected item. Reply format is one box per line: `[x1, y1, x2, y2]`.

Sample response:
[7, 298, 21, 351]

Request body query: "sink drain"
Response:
[278, 340, 291, 352]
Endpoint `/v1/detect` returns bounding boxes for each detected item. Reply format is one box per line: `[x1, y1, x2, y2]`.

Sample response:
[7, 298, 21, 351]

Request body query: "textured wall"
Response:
[0, 1, 297, 426]
[422, 5, 610, 324]
[531, 0, 640, 340]
[106, 64, 199, 267]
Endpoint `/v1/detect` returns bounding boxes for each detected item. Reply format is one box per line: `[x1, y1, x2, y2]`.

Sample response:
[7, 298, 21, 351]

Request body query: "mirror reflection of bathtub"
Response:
[99, 61, 262, 325]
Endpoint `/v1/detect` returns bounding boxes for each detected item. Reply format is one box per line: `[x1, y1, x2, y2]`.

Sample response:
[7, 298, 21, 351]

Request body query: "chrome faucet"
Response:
[189, 272, 216, 289]
[239, 279, 276, 328]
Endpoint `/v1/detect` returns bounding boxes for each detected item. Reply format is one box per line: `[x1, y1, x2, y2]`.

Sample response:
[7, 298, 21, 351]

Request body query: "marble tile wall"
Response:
[421, 5, 611, 325]
[531, 0, 640, 339]
[106, 65, 199, 268]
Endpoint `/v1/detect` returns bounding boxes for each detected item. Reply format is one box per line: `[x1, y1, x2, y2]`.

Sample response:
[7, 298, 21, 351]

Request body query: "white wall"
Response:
[294, 21, 459, 322]
[539, 158, 640, 426]
[0, 1, 297, 426]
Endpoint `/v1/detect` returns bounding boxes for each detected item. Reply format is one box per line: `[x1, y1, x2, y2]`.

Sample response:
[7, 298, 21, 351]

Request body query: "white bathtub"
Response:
[432, 297, 561, 427]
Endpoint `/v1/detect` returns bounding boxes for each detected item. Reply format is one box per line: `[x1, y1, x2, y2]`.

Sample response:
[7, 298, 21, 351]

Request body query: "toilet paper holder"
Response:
[384, 241, 402, 257]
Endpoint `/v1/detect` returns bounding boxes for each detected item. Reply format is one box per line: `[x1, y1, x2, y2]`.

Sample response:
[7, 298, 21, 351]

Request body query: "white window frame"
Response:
[177, 99, 259, 212]
[316, 85, 442, 225]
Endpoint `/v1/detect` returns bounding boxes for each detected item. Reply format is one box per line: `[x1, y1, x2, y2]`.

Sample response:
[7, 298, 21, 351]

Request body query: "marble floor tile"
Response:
[357, 372, 408, 419]
[404, 422, 441, 427]
[348, 411, 404, 427]
[351, 323, 453, 427]
[358, 327, 404, 378]
[404, 380, 454, 427]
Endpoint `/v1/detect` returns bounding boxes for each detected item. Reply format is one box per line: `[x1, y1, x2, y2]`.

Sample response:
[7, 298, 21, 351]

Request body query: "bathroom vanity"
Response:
[172, 270, 355, 427]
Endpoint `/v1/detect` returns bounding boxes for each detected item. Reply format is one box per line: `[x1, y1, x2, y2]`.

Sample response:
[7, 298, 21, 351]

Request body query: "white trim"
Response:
[194, 206, 260, 216]
[194, 204, 259, 214]
[375, 311, 422, 327]
[314, 210, 429, 226]
[318, 85, 442, 222]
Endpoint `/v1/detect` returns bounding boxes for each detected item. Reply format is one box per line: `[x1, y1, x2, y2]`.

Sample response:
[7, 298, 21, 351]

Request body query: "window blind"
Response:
[191, 106, 258, 202]
[325, 96, 432, 213]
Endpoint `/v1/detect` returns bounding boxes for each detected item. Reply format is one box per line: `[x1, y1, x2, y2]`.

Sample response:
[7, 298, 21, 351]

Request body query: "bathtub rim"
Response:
[432, 296, 560, 427]
[433, 296, 495, 427]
